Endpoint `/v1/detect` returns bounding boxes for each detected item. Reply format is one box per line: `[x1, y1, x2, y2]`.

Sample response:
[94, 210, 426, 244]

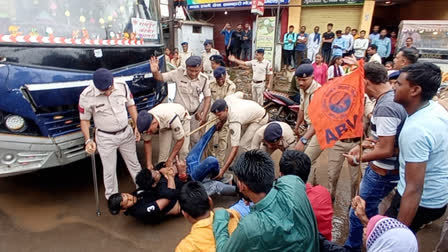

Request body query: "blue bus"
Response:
[0, 0, 167, 176]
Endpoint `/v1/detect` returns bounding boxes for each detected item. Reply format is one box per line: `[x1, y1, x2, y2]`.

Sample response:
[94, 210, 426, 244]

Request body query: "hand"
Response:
[227, 45, 230, 50]
[165, 158, 173, 169]
[362, 138, 376, 149]
[216, 120, 225, 131]
[160, 167, 174, 178]
[195, 111, 203, 121]
[134, 129, 141, 142]
[343, 153, 357, 166]
[213, 169, 225, 180]
[85, 141, 96, 154]
[175, 156, 187, 176]
[149, 56, 159, 73]
[146, 163, 154, 170]
[293, 125, 300, 136]
[295, 142, 305, 152]
[348, 145, 360, 156]
[352, 196, 369, 225]
[343, 55, 357, 65]
[228, 55, 236, 62]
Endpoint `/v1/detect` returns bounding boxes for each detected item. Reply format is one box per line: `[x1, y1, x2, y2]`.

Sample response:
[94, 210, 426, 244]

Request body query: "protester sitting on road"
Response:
[175, 181, 241, 252]
[212, 150, 319, 251]
[279, 150, 333, 241]
[107, 165, 181, 224]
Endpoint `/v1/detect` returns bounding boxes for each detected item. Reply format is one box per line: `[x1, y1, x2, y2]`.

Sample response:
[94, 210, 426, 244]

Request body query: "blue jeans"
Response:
[344, 165, 399, 251]
[189, 156, 219, 182]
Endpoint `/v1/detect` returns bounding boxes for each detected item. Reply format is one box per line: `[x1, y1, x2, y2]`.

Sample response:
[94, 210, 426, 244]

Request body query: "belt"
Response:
[341, 137, 361, 143]
[253, 80, 265, 84]
[98, 125, 128, 135]
[370, 162, 399, 176]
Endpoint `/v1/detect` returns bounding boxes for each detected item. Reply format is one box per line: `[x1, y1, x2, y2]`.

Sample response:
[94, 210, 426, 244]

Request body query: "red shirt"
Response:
[306, 183, 333, 240]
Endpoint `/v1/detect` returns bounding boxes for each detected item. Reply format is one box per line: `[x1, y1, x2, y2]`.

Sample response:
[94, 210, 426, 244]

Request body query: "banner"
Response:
[308, 61, 365, 149]
[187, 0, 288, 10]
[251, 0, 265, 16]
[302, 0, 364, 6]
[131, 18, 158, 40]
[255, 16, 276, 63]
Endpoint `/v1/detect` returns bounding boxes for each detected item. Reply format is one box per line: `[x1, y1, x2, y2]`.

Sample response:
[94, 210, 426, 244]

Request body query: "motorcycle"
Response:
[263, 90, 300, 128]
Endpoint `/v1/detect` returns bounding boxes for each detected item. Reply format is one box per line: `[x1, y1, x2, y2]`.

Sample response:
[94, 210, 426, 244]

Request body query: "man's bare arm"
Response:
[398, 162, 426, 226]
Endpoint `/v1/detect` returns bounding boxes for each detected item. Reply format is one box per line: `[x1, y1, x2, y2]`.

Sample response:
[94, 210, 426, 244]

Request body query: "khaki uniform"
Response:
[225, 92, 269, 151]
[179, 51, 193, 69]
[250, 121, 296, 154]
[202, 48, 220, 79]
[327, 95, 375, 200]
[79, 82, 141, 199]
[206, 78, 236, 167]
[162, 68, 211, 146]
[299, 80, 322, 185]
[244, 59, 273, 105]
[141, 103, 191, 163]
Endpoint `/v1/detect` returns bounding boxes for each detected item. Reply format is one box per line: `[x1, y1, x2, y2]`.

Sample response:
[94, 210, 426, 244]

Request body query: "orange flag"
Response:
[308, 60, 365, 149]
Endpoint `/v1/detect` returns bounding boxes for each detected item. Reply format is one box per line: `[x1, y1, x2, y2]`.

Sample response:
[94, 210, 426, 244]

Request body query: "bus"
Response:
[0, 0, 168, 176]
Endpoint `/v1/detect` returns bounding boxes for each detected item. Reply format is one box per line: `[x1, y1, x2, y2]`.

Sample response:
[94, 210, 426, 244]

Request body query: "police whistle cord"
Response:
[186, 117, 219, 137]
[91, 153, 101, 216]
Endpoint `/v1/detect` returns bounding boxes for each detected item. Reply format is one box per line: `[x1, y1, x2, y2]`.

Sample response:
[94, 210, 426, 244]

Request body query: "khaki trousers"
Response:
[240, 116, 269, 152]
[158, 118, 190, 163]
[251, 82, 265, 106]
[96, 126, 141, 199]
[327, 140, 360, 200]
[206, 113, 229, 168]
[305, 135, 324, 186]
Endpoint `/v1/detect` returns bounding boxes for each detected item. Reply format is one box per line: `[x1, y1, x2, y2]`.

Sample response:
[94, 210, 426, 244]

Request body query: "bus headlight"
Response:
[4, 115, 27, 132]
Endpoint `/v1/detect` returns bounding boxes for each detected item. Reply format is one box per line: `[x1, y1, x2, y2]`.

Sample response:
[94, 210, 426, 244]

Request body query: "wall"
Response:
[175, 23, 214, 56]
[399, 0, 448, 21]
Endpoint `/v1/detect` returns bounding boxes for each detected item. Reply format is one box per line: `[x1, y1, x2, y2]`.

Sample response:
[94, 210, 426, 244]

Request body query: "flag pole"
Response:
[354, 134, 365, 196]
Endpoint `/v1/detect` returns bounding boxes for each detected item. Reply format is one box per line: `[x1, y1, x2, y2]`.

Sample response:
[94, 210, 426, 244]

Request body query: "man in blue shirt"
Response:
[283, 25, 296, 69]
[331, 30, 347, 58]
[368, 25, 380, 42]
[372, 29, 391, 63]
[221, 23, 234, 65]
[294, 26, 308, 67]
[386, 62, 448, 233]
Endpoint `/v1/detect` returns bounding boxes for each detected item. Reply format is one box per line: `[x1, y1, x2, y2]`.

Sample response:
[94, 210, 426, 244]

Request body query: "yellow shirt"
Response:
[175, 210, 240, 252]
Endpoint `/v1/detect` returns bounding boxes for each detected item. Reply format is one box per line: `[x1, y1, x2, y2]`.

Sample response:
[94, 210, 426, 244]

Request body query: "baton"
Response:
[91, 153, 101, 216]
[186, 117, 219, 137]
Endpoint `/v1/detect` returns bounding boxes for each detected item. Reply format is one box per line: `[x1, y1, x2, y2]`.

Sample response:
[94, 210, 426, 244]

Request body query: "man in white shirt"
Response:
[367, 44, 382, 64]
[307, 26, 321, 62]
[341, 26, 354, 55]
[353, 30, 369, 60]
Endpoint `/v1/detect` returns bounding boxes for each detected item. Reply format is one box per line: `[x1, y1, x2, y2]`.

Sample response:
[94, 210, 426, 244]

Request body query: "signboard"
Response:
[131, 18, 159, 40]
[251, 0, 265, 16]
[255, 16, 276, 63]
[302, 0, 364, 6]
[187, 0, 289, 10]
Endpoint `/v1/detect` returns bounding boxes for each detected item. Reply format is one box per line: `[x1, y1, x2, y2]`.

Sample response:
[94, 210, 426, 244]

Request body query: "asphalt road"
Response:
[0, 142, 445, 251]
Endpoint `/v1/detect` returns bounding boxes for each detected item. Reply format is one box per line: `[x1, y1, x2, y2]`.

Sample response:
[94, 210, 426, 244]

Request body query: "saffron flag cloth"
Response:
[308, 61, 365, 149]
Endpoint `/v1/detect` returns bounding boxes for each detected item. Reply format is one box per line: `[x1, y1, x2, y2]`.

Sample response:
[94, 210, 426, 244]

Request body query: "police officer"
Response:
[179, 42, 193, 69]
[292, 64, 322, 186]
[206, 66, 236, 167]
[250, 121, 296, 155]
[211, 92, 268, 179]
[201, 40, 220, 80]
[137, 103, 190, 169]
[79, 68, 141, 199]
[228, 48, 273, 105]
[149, 56, 211, 147]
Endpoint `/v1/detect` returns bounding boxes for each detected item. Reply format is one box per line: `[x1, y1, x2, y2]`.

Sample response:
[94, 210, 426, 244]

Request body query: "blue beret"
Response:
[137, 110, 153, 133]
[210, 54, 224, 62]
[256, 48, 265, 54]
[214, 66, 226, 78]
[203, 40, 213, 46]
[389, 70, 400, 80]
[295, 64, 314, 78]
[93, 68, 113, 91]
[211, 99, 227, 113]
[264, 122, 282, 142]
[186, 56, 202, 67]
[181, 41, 188, 46]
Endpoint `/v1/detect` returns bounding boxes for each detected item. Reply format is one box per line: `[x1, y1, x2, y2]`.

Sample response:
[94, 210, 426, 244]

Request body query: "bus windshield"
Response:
[0, 0, 161, 44]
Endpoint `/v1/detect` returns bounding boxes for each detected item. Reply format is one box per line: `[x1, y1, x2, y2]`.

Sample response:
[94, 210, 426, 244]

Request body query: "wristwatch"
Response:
[300, 137, 308, 145]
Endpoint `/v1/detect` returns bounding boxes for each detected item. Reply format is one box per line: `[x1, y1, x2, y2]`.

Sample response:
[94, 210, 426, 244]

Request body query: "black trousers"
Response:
[322, 48, 332, 65]
[241, 48, 251, 61]
[385, 189, 447, 233]
[232, 47, 242, 59]
[283, 50, 294, 67]
[294, 50, 305, 68]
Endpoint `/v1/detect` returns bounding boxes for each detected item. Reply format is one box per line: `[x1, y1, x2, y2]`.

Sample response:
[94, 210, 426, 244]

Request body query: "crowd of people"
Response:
[77, 20, 448, 251]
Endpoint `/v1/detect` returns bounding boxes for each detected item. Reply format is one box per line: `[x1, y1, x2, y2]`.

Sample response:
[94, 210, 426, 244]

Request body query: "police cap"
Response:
[93, 68, 114, 91]
[255, 48, 265, 54]
[137, 110, 153, 133]
[264, 122, 283, 143]
[181, 41, 188, 46]
[214, 66, 227, 79]
[203, 40, 213, 46]
[210, 99, 228, 113]
[295, 64, 314, 78]
[210, 54, 224, 62]
[186, 56, 202, 67]
[388, 70, 400, 80]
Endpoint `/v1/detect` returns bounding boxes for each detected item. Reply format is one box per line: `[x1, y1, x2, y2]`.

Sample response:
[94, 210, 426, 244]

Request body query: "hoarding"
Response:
[187, 0, 289, 10]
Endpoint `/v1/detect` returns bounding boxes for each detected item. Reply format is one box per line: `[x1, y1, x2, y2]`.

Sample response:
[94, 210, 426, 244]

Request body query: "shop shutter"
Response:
[300, 6, 362, 33]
